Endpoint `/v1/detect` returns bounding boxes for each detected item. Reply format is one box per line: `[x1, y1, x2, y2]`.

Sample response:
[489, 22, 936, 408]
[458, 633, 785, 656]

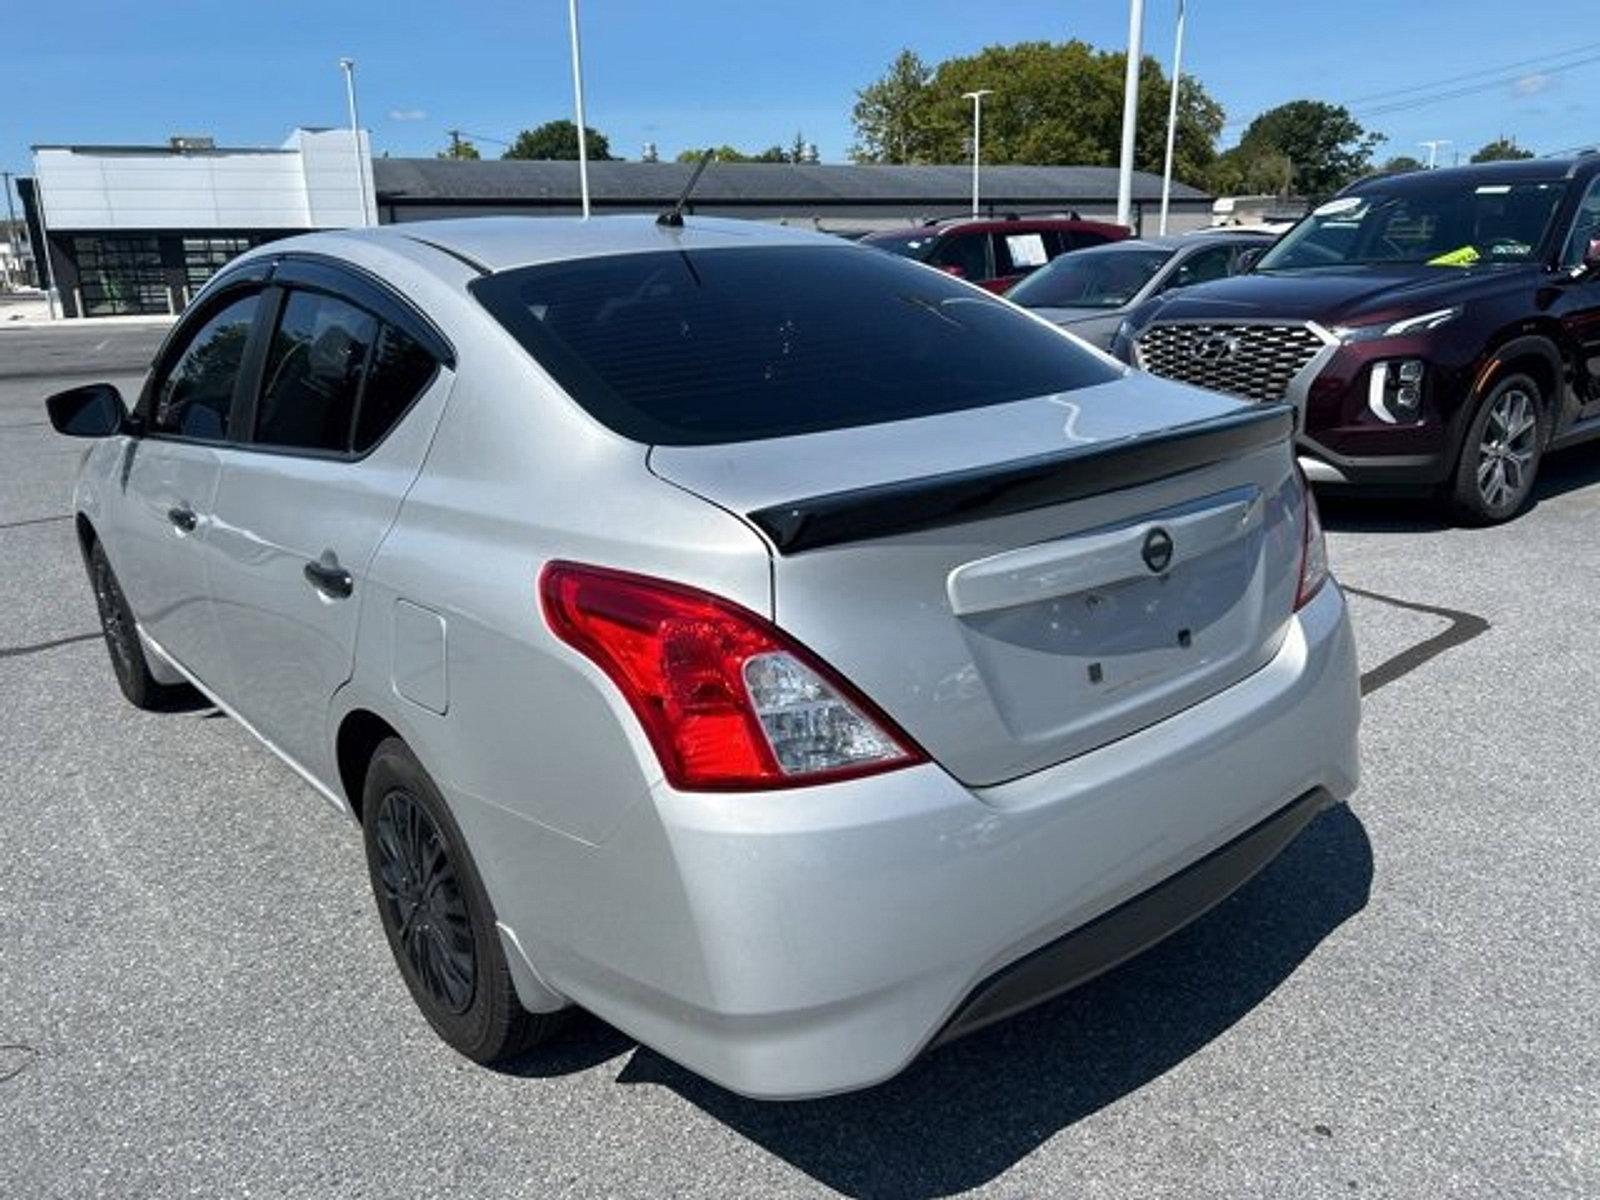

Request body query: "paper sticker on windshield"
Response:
[1313, 197, 1363, 217]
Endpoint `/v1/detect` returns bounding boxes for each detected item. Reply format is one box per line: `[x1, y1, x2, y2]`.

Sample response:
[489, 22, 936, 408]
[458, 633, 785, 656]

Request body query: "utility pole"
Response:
[568, 0, 591, 219]
[1418, 139, 1452, 170]
[1158, 0, 1186, 235]
[337, 58, 373, 226]
[1115, 0, 1146, 229]
[962, 89, 994, 218]
[449, 129, 462, 159]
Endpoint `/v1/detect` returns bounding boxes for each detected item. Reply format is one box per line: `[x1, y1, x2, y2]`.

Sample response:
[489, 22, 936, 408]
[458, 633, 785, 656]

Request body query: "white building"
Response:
[26, 129, 374, 316]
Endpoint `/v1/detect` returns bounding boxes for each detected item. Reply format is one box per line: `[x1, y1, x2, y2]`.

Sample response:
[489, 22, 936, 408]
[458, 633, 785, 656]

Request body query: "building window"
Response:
[73, 236, 168, 316]
[182, 236, 256, 297]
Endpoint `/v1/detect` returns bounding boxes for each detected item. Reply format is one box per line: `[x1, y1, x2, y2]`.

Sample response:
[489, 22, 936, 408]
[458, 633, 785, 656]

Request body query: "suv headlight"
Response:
[1334, 305, 1462, 343]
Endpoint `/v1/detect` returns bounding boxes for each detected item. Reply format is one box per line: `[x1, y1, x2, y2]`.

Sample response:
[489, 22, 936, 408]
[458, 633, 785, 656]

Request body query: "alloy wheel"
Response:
[92, 555, 136, 685]
[372, 789, 477, 1015]
[1475, 387, 1538, 513]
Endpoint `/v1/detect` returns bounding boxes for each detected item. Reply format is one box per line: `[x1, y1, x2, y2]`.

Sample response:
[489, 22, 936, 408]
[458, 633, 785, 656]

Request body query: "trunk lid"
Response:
[649, 377, 1306, 787]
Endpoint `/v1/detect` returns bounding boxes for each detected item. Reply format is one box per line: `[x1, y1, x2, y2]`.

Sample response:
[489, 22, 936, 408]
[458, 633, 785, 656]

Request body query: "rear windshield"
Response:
[1007, 247, 1172, 309]
[471, 245, 1120, 445]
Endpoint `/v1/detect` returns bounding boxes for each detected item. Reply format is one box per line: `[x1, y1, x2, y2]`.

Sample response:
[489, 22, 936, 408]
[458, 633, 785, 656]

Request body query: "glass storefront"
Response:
[73, 236, 168, 316]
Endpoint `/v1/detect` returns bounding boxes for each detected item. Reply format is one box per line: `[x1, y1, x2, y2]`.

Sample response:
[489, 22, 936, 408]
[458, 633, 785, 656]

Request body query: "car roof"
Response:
[1065, 231, 1263, 255]
[1345, 155, 1600, 194]
[276, 214, 836, 275]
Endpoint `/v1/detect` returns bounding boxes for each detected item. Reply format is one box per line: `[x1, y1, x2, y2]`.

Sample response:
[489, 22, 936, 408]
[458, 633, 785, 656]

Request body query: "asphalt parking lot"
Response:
[1, 323, 1595, 1199]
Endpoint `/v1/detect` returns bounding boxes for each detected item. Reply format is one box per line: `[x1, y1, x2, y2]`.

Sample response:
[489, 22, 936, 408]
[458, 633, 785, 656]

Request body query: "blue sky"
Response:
[4, 1, 1597, 186]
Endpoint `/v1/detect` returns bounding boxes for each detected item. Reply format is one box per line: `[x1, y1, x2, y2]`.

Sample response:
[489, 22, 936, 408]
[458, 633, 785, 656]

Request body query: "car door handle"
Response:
[303, 557, 354, 599]
[167, 505, 198, 533]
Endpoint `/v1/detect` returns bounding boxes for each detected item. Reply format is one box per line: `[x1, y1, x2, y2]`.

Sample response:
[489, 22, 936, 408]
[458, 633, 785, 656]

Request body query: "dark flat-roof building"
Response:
[23, 129, 1212, 317]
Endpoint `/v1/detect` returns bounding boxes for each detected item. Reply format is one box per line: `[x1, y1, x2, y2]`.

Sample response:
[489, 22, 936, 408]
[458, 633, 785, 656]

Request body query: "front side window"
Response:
[928, 233, 989, 280]
[256, 291, 377, 452]
[471, 244, 1120, 445]
[1559, 178, 1600, 269]
[151, 292, 259, 439]
[1259, 179, 1567, 271]
[1168, 243, 1238, 290]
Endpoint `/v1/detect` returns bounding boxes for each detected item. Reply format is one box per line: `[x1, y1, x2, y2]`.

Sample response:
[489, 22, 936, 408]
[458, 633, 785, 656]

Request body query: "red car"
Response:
[863, 216, 1131, 293]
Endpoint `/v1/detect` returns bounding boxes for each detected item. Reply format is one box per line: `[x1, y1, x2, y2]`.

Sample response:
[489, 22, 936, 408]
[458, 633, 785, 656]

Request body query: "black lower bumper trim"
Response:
[1297, 436, 1449, 487]
[932, 787, 1331, 1048]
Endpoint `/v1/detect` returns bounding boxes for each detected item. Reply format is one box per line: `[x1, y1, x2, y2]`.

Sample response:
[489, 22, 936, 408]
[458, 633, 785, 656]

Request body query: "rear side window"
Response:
[151, 293, 259, 440]
[471, 244, 1120, 445]
[252, 290, 438, 455]
[257, 291, 377, 452]
[356, 324, 438, 452]
[1063, 230, 1115, 251]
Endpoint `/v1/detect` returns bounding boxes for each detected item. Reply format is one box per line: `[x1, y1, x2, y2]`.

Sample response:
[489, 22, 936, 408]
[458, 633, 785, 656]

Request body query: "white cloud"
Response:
[1513, 73, 1551, 97]
[388, 108, 428, 122]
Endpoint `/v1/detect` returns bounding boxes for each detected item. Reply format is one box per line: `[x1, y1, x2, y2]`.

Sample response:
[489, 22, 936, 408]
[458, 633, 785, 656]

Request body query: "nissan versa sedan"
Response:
[47, 216, 1360, 1099]
[1007, 231, 1274, 350]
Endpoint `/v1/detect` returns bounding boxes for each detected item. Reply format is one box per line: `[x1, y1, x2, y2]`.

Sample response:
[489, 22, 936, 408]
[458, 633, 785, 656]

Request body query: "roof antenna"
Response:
[658, 149, 714, 227]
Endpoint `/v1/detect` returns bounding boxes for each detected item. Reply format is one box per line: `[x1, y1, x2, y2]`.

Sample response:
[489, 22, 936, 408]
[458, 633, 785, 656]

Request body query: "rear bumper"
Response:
[477, 583, 1360, 1100]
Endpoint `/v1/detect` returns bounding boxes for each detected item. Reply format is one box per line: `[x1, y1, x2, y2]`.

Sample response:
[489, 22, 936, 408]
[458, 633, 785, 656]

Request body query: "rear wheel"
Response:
[361, 737, 563, 1063]
[88, 540, 189, 710]
[1450, 373, 1546, 524]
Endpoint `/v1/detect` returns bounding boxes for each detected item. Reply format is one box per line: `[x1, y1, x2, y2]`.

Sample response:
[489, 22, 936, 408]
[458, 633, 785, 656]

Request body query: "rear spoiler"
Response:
[748, 404, 1294, 555]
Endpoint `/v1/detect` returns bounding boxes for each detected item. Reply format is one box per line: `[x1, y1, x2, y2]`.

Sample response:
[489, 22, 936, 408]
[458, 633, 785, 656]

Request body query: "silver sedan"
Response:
[46, 215, 1359, 1099]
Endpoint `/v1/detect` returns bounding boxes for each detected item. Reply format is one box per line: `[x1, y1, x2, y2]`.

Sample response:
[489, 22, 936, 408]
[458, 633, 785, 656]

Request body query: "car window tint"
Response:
[1560, 178, 1600, 268]
[354, 323, 437, 452]
[471, 244, 1121, 445]
[256, 290, 377, 452]
[152, 293, 259, 440]
[928, 234, 988, 280]
[1064, 230, 1114, 251]
[1169, 244, 1237, 289]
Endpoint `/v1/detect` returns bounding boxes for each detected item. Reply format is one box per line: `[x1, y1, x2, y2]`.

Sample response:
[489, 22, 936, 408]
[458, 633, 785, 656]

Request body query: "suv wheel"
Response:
[1450, 372, 1546, 524]
[88, 540, 190, 710]
[361, 737, 564, 1063]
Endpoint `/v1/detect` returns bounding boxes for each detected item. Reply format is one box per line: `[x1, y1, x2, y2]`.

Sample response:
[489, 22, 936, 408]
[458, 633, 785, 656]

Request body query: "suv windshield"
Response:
[1257, 178, 1568, 272]
[1008, 247, 1171, 309]
[472, 245, 1118, 445]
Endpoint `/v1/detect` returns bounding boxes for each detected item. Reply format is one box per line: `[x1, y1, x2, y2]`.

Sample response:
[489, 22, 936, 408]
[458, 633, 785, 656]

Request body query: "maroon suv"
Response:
[863, 216, 1130, 294]
[1114, 157, 1600, 522]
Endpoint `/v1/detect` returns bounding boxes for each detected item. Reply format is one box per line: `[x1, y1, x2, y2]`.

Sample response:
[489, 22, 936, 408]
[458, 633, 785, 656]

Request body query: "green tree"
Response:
[1381, 154, 1424, 173]
[437, 134, 481, 160]
[1214, 100, 1380, 200]
[1470, 137, 1533, 163]
[850, 41, 1223, 187]
[503, 120, 614, 161]
[850, 49, 939, 163]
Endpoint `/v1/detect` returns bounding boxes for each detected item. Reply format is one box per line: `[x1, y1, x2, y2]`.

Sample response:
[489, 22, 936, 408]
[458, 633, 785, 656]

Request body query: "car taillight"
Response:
[1295, 479, 1331, 610]
[538, 562, 926, 791]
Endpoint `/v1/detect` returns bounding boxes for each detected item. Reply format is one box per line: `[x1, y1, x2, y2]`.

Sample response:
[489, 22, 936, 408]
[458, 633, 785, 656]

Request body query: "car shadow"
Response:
[1317, 441, 1600, 534]
[501, 803, 1373, 1198]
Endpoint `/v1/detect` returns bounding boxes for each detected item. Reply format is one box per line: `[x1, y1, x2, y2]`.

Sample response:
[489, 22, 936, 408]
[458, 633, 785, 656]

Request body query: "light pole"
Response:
[962, 89, 993, 218]
[1115, 0, 1146, 230]
[0, 171, 17, 291]
[1419, 139, 1452, 169]
[1158, 0, 1186, 235]
[337, 58, 372, 227]
[568, 0, 591, 219]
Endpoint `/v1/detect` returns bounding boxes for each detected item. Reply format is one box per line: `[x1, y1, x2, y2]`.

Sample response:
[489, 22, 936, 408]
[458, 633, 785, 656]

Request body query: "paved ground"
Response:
[1, 324, 1595, 1198]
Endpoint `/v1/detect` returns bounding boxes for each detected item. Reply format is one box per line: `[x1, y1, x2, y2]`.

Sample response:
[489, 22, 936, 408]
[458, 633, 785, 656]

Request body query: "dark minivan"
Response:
[1115, 157, 1600, 522]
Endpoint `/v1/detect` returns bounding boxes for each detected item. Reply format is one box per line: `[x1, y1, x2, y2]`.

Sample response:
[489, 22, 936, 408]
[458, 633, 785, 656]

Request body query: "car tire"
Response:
[88, 540, 191, 710]
[1449, 372, 1547, 524]
[361, 736, 564, 1064]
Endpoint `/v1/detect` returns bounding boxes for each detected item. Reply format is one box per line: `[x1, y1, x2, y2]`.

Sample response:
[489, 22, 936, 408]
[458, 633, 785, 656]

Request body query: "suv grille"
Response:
[1134, 323, 1326, 403]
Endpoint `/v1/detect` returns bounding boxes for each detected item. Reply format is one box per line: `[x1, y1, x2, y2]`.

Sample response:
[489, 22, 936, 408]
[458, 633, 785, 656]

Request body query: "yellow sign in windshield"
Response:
[1427, 245, 1481, 267]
